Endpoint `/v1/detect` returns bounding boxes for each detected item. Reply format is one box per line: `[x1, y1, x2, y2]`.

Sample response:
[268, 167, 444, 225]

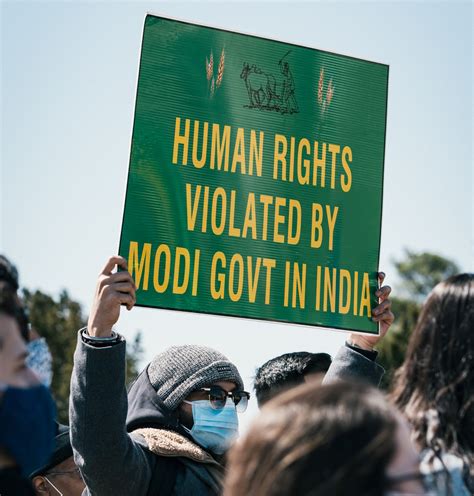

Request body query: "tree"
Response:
[23, 289, 143, 423]
[376, 250, 460, 389]
[393, 250, 460, 303]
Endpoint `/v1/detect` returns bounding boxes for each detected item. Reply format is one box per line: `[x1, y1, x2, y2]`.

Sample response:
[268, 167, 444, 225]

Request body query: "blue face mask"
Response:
[0, 384, 56, 476]
[183, 399, 239, 455]
[26, 338, 53, 388]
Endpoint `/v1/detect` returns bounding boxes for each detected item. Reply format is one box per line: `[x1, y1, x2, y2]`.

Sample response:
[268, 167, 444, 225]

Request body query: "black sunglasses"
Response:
[198, 386, 250, 412]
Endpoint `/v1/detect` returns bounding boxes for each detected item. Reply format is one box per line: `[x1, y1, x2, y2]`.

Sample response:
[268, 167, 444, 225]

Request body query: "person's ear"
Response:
[32, 476, 50, 494]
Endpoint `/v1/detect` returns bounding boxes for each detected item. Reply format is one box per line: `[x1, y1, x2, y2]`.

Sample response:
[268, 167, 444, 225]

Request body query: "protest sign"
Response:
[119, 15, 388, 334]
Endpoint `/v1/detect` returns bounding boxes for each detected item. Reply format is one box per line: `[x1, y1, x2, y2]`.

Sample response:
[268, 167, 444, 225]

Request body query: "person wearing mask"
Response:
[390, 273, 473, 494]
[0, 254, 54, 388]
[0, 287, 56, 496]
[0, 254, 53, 388]
[225, 381, 434, 496]
[69, 256, 250, 496]
[30, 423, 85, 496]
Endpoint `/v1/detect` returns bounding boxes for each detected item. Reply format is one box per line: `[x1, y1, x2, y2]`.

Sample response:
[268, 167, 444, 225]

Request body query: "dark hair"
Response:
[254, 352, 332, 406]
[390, 273, 474, 480]
[226, 381, 398, 496]
[0, 255, 19, 292]
[0, 287, 29, 343]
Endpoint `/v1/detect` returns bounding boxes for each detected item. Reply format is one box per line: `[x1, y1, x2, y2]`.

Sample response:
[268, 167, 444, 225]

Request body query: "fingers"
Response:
[372, 289, 394, 325]
[98, 266, 136, 306]
[99, 281, 136, 309]
[116, 291, 136, 311]
[372, 299, 391, 316]
[100, 256, 128, 276]
[372, 309, 394, 324]
[376, 285, 391, 301]
[377, 272, 386, 285]
[112, 282, 136, 296]
[98, 257, 137, 311]
[98, 270, 136, 291]
[97, 260, 137, 300]
[101, 280, 136, 301]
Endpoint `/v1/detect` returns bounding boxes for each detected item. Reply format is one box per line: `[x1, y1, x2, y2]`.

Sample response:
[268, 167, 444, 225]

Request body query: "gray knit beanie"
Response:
[147, 345, 244, 411]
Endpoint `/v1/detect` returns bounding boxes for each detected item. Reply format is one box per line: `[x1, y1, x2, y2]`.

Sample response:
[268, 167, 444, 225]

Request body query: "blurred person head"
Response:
[0, 254, 53, 387]
[0, 288, 35, 389]
[0, 287, 56, 477]
[127, 345, 250, 456]
[225, 381, 430, 496]
[254, 352, 332, 407]
[0, 255, 20, 293]
[390, 273, 474, 484]
[31, 424, 85, 496]
[0, 254, 29, 342]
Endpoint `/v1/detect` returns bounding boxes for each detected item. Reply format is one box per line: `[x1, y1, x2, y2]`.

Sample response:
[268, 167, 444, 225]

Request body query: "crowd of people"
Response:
[0, 253, 472, 495]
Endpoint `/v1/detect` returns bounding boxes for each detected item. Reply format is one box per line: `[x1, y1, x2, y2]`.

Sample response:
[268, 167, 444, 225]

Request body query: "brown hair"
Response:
[390, 274, 474, 472]
[225, 381, 398, 496]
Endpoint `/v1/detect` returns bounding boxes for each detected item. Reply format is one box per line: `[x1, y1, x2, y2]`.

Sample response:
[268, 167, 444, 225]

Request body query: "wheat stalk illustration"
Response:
[205, 48, 225, 98]
[318, 68, 324, 105]
[206, 52, 214, 81]
[316, 68, 335, 135]
[216, 48, 225, 88]
[326, 79, 334, 106]
[317, 68, 335, 116]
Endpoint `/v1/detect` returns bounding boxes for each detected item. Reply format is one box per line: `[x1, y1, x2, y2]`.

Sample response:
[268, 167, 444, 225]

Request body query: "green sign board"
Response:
[119, 15, 388, 334]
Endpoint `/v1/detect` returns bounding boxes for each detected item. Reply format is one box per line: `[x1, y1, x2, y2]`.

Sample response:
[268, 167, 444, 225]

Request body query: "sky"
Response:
[1, 0, 473, 430]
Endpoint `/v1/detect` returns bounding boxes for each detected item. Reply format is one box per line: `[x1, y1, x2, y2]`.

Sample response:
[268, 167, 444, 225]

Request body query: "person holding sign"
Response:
[254, 273, 394, 407]
[69, 256, 250, 496]
[323, 272, 394, 387]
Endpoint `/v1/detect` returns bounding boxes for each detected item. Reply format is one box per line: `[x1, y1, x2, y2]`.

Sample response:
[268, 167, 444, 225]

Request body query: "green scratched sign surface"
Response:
[119, 15, 389, 334]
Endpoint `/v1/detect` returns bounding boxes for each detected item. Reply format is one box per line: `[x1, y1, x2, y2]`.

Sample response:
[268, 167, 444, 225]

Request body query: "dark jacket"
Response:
[322, 344, 384, 387]
[69, 332, 224, 496]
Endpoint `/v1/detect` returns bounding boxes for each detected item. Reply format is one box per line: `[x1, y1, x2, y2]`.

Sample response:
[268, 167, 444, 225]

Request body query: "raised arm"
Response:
[69, 256, 154, 495]
[323, 272, 394, 387]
